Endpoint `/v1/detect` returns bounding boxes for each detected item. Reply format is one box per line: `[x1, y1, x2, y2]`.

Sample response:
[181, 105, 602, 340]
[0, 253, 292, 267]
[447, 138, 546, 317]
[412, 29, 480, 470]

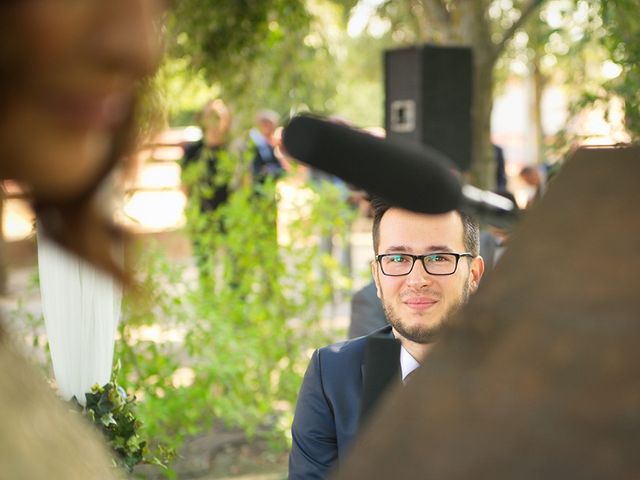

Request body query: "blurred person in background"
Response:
[519, 164, 547, 208]
[181, 99, 234, 280]
[348, 279, 387, 339]
[494, 144, 507, 191]
[0, 0, 165, 476]
[182, 98, 233, 212]
[250, 109, 284, 185]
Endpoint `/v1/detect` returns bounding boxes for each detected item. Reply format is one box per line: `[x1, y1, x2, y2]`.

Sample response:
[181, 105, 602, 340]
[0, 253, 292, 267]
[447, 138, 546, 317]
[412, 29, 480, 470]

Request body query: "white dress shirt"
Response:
[400, 345, 420, 383]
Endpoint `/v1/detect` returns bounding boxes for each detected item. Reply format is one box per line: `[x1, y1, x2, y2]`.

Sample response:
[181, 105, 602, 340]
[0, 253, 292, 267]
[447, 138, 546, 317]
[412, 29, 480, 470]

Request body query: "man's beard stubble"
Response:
[382, 278, 471, 344]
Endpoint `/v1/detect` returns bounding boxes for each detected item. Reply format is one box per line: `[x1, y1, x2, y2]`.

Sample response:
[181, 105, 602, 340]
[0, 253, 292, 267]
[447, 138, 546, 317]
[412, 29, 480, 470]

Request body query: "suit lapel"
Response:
[359, 327, 401, 425]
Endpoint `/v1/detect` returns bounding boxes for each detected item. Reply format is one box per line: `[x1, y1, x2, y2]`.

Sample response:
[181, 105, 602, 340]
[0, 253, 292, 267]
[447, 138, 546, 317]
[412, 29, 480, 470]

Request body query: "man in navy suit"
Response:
[289, 198, 485, 479]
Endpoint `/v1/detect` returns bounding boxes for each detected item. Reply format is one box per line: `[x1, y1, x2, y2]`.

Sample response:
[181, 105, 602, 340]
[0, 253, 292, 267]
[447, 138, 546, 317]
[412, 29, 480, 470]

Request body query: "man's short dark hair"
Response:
[371, 196, 479, 256]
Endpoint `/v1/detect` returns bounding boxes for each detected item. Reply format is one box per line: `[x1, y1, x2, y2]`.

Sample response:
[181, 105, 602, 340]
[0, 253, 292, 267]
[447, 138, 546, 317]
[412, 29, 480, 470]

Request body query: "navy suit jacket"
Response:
[289, 326, 395, 479]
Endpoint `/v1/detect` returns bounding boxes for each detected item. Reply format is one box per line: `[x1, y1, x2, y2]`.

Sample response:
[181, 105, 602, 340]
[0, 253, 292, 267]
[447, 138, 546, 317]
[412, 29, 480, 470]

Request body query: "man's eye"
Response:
[390, 255, 406, 263]
[426, 254, 450, 263]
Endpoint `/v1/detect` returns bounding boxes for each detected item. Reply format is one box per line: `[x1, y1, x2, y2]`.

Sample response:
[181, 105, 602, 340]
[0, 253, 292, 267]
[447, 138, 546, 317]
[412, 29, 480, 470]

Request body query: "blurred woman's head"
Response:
[199, 99, 231, 147]
[0, 0, 166, 277]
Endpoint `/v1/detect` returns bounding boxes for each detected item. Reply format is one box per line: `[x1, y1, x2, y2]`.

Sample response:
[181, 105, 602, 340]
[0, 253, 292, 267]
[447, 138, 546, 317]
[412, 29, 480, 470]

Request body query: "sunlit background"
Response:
[1, 85, 628, 243]
[3, 128, 194, 242]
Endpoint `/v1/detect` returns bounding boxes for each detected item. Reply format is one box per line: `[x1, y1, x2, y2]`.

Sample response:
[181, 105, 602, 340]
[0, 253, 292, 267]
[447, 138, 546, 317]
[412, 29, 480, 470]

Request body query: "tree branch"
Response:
[408, 0, 430, 41]
[493, 0, 546, 60]
[421, 0, 452, 29]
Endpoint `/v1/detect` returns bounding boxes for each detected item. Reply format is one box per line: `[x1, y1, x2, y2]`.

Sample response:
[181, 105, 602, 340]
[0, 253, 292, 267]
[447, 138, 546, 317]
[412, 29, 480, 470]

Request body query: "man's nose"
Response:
[91, 0, 163, 77]
[405, 260, 432, 287]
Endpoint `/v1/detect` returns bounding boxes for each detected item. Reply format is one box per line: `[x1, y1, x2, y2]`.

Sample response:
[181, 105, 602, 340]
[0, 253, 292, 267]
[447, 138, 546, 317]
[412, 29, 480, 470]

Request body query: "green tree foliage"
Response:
[332, 32, 395, 128]
[599, 0, 640, 139]
[114, 148, 355, 470]
[498, 1, 636, 162]
[15, 152, 357, 475]
[496, 1, 610, 164]
[164, 0, 340, 127]
[168, 1, 310, 81]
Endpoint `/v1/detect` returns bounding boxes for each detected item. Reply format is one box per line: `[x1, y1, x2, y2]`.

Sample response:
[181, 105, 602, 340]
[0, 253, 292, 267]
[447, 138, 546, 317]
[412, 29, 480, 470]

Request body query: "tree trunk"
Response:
[411, 0, 545, 189]
[470, 58, 497, 189]
[532, 55, 546, 165]
[459, 0, 496, 190]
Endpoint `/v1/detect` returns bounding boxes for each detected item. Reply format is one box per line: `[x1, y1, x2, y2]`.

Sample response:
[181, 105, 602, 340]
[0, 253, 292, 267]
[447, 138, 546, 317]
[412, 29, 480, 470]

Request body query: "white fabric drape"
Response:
[37, 227, 122, 405]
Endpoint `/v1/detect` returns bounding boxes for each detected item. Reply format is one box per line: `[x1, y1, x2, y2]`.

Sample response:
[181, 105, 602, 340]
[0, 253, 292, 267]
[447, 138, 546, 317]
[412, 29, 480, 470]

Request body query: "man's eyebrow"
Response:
[383, 245, 414, 253]
[382, 245, 454, 253]
[426, 245, 453, 253]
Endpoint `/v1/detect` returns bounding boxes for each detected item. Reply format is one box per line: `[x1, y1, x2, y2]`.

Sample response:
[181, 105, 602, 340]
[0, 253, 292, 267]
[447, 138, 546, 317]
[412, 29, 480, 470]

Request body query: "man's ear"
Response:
[469, 255, 485, 293]
[371, 261, 382, 299]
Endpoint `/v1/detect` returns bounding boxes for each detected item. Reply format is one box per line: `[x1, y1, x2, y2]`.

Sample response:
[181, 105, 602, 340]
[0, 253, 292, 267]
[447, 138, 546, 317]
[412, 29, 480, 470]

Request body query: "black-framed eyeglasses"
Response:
[375, 252, 474, 277]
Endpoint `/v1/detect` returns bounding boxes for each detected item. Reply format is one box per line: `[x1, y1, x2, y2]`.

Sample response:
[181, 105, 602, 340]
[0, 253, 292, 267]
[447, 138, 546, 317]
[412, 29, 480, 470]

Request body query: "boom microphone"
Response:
[282, 114, 462, 214]
[282, 115, 520, 229]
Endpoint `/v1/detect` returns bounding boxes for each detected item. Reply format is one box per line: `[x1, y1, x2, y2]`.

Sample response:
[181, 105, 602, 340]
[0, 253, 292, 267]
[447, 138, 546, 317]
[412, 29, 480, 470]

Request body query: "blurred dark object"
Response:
[283, 116, 519, 229]
[385, 45, 472, 172]
[334, 145, 640, 479]
[282, 115, 462, 215]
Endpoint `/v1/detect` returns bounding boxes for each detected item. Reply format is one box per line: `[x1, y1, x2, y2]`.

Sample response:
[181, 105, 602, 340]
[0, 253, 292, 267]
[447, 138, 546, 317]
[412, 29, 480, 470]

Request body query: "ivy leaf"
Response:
[100, 412, 117, 428]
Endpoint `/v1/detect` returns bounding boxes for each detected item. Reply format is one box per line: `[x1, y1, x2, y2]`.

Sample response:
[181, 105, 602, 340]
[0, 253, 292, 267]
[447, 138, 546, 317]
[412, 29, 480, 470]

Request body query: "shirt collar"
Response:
[400, 345, 420, 382]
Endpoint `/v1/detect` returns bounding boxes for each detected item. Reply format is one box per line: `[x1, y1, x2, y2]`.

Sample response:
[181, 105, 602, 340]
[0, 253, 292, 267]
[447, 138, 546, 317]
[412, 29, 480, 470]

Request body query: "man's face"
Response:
[372, 208, 484, 344]
[258, 119, 277, 140]
[521, 170, 540, 187]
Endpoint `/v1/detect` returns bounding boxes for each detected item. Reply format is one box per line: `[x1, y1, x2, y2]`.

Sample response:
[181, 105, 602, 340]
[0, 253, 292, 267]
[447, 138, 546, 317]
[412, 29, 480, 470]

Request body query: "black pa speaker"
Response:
[384, 44, 473, 172]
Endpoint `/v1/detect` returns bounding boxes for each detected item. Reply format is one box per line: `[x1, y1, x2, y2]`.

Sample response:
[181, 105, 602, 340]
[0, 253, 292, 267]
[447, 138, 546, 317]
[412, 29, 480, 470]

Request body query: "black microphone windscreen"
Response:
[282, 115, 462, 214]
